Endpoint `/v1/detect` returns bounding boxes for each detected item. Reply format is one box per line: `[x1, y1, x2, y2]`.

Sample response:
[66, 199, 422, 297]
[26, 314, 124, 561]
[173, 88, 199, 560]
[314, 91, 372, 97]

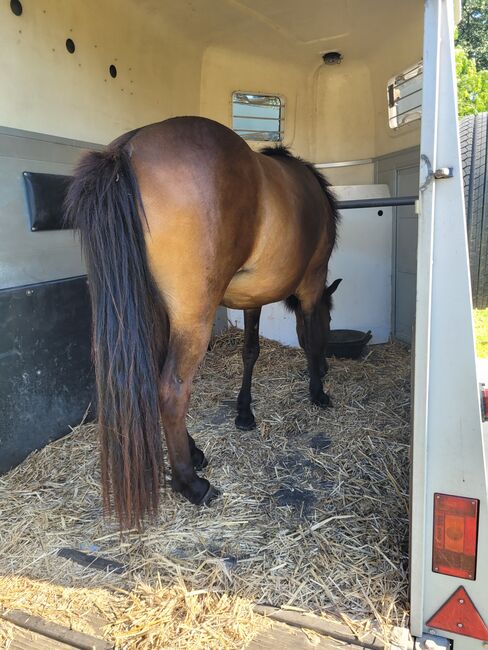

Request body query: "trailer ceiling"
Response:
[135, 0, 423, 64]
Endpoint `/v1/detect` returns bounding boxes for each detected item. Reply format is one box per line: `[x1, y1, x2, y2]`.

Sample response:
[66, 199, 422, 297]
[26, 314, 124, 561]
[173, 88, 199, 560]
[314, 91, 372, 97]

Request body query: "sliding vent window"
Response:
[232, 92, 283, 142]
[387, 61, 422, 129]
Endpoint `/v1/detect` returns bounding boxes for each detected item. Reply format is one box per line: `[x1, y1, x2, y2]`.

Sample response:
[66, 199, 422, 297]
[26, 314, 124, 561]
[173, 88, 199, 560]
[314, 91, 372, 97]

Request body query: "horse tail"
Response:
[65, 135, 167, 529]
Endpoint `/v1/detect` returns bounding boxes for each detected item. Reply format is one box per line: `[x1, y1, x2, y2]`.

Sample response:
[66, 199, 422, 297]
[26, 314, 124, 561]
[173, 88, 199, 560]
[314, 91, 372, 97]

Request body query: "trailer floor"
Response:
[0, 328, 411, 649]
[1, 609, 385, 650]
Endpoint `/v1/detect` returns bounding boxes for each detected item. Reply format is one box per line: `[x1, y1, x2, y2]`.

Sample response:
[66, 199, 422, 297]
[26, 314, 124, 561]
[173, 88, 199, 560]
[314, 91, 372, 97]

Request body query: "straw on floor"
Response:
[0, 327, 411, 648]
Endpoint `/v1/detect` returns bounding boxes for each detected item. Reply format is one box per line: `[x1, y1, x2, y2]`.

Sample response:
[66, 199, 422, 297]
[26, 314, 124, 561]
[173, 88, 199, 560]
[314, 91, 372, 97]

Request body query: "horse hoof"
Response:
[171, 476, 217, 505]
[199, 482, 221, 506]
[191, 447, 208, 471]
[235, 414, 256, 431]
[311, 393, 332, 408]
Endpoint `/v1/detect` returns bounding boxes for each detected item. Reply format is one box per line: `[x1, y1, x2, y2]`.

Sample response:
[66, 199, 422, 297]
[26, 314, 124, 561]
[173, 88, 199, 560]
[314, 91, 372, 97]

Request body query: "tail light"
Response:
[481, 383, 488, 421]
[432, 493, 479, 579]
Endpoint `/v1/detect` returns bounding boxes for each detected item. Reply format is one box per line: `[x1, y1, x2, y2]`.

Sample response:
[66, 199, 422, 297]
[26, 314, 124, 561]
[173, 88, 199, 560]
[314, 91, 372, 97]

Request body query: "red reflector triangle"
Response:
[427, 586, 488, 641]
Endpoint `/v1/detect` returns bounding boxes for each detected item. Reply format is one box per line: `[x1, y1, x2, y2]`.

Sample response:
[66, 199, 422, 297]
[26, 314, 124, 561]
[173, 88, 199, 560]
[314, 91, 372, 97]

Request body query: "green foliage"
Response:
[456, 0, 488, 69]
[474, 309, 488, 358]
[456, 47, 488, 116]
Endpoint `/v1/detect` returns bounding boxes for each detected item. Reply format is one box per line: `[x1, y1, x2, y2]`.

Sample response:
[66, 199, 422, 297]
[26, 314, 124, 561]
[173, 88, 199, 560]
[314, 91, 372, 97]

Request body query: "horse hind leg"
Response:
[235, 307, 261, 430]
[159, 320, 219, 505]
[188, 431, 208, 470]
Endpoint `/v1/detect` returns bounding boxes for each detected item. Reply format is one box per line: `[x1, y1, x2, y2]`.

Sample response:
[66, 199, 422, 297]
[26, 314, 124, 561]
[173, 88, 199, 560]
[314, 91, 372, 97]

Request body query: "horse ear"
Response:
[325, 278, 342, 296]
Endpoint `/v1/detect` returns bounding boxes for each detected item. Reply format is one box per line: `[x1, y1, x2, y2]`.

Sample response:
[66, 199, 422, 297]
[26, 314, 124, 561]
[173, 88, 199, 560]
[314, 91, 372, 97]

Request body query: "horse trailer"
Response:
[0, 0, 487, 648]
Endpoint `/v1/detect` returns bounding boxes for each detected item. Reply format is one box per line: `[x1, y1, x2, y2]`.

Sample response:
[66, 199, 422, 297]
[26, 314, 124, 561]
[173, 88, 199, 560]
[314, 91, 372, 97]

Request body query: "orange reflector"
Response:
[426, 586, 488, 641]
[433, 493, 479, 579]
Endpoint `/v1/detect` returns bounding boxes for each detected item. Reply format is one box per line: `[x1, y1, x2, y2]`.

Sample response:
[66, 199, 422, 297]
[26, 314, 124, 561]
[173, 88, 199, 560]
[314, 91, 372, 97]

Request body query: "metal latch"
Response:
[419, 154, 454, 191]
[433, 167, 453, 179]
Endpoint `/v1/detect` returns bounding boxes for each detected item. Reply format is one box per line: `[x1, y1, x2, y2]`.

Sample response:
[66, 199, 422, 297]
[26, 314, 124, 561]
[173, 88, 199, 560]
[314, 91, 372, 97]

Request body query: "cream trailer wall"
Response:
[311, 1, 423, 166]
[0, 0, 203, 143]
[200, 46, 312, 158]
[1, 0, 423, 162]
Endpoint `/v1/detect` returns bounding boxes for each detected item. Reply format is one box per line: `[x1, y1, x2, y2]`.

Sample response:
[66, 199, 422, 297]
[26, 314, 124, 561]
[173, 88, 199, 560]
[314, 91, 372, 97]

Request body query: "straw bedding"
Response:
[0, 327, 411, 648]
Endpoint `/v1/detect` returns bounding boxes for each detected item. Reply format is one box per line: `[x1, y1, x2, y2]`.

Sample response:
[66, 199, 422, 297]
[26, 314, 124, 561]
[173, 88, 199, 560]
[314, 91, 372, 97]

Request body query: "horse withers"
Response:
[65, 116, 340, 528]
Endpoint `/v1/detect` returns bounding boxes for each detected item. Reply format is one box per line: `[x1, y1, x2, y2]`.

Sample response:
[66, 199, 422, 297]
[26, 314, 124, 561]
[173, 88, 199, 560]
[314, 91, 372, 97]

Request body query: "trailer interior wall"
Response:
[2, 1, 424, 168]
[200, 46, 312, 157]
[0, 0, 427, 468]
[0, 0, 203, 143]
[196, 0, 424, 182]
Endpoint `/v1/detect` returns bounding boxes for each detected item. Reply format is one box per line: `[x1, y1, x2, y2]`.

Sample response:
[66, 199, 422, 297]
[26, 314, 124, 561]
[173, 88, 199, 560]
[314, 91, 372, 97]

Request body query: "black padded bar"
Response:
[23, 171, 72, 231]
[336, 195, 418, 210]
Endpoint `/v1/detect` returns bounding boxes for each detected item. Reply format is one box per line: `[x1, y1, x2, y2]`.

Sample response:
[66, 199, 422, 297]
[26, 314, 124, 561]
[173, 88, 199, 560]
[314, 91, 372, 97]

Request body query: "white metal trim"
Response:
[410, 0, 441, 628]
[315, 158, 374, 169]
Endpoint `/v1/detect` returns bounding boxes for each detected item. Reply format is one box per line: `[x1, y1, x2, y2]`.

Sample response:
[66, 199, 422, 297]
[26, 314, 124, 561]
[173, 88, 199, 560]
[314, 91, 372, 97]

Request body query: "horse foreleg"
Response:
[159, 327, 219, 505]
[235, 308, 261, 430]
[295, 306, 328, 378]
[301, 307, 332, 408]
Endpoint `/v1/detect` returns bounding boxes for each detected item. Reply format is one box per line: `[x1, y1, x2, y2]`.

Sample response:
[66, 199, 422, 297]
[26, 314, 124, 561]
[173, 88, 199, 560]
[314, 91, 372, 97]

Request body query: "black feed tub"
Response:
[326, 329, 372, 359]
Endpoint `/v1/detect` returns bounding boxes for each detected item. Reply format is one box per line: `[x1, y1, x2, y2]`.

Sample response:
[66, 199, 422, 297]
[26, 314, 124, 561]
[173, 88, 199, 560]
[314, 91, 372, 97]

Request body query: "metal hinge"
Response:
[414, 633, 450, 649]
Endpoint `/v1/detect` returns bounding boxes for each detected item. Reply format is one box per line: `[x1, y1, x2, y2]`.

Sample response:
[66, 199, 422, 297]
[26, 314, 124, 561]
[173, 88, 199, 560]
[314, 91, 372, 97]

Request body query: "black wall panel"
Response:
[0, 276, 94, 473]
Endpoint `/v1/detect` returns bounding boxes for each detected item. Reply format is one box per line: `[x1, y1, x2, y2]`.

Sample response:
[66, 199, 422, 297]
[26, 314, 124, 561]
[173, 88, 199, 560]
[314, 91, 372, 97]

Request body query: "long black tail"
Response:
[65, 136, 167, 529]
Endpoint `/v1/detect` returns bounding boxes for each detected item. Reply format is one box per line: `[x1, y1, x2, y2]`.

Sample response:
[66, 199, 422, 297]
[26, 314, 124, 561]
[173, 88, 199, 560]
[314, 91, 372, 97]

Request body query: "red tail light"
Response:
[432, 493, 479, 580]
[481, 384, 488, 421]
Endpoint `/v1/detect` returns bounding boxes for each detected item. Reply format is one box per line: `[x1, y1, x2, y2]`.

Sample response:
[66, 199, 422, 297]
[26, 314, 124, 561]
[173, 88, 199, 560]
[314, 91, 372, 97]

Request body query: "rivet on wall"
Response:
[10, 0, 23, 16]
[66, 38, 75, 54]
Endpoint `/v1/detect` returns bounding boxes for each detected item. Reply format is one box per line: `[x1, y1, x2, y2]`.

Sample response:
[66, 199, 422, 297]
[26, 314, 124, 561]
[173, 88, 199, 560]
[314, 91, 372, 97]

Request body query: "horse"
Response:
[65, 116, 340, 529]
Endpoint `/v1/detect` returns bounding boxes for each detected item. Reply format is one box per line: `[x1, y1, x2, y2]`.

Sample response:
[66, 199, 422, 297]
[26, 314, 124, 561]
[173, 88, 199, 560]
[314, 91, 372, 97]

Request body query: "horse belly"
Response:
[222, 265, 298, 310]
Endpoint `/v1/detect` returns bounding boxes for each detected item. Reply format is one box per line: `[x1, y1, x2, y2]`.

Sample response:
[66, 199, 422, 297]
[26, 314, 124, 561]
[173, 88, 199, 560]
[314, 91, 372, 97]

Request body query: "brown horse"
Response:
[66, 116, 340, 529]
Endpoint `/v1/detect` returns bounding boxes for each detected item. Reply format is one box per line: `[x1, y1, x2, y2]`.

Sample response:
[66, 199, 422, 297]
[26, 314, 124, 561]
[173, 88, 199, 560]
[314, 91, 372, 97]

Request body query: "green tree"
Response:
[456, 0, 488, 69]
[456, 46, 488, 116]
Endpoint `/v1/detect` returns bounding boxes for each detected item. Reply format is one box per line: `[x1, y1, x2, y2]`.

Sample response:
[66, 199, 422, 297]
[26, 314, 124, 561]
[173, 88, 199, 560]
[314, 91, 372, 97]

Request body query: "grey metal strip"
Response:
[337, 195, 418, 209]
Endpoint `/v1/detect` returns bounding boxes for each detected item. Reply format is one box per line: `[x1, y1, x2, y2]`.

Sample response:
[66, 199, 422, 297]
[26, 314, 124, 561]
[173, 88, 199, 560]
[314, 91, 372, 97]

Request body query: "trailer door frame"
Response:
[410, 0, 488, 647]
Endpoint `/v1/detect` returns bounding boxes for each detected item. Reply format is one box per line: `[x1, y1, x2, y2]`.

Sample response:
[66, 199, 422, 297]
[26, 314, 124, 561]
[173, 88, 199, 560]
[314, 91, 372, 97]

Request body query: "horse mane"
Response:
[260, 145, 339, 234]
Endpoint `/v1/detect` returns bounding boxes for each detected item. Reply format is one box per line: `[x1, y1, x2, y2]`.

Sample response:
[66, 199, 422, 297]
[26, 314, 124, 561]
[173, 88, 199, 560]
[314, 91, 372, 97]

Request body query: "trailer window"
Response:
[232, 92, 283, 142]
[387, 61, 422, 129]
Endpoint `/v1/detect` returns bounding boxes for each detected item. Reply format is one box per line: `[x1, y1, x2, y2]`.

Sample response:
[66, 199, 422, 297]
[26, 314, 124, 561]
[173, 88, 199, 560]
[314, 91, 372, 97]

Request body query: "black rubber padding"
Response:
[0, 277, 94, 474]
[23, 171, 72, 231]
[460, 112, 488, 308]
